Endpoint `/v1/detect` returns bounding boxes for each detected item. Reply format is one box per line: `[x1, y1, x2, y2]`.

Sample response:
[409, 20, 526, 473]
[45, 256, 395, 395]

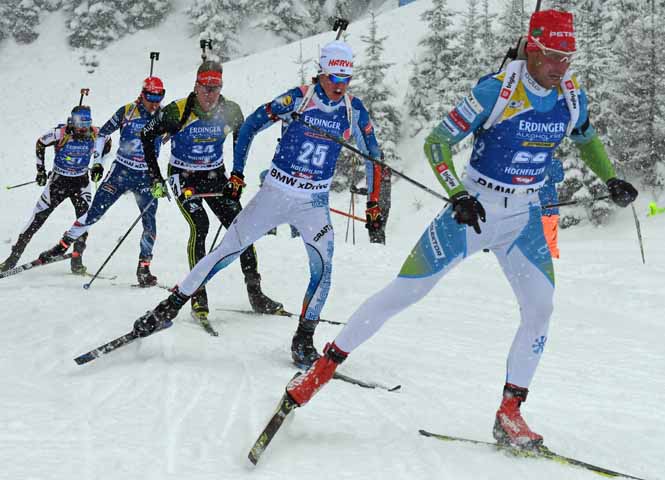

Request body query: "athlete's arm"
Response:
[232, 88, 303, 174]
[424, 78, 499, 196]
[93, 105, 125, 166]
[35, 128, 60, 171]
[140, 101, 182, 180]
[569, 90, 616, 182]
[349, 97, 383, 202]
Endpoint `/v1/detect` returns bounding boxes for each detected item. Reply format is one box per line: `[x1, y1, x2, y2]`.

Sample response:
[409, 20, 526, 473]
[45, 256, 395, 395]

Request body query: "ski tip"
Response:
[247, 452, 259, 466]
[419, 429, 431, 437]
[388, 385, 402, 392]
[74, 353, 95, 365]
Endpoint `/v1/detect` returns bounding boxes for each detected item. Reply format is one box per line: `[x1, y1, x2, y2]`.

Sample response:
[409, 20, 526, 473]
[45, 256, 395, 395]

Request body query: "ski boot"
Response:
[70, 236, 87, 274]
[291, 318, 321, 369]
[245, 272, 283, 314]
[493, 383, 544, 449]
[133, 287, 189, 337]
[39, 235, 74, 263]
[136, 258, 158, 287]
[287, 342, 348, 406]
[0, 249, 21, 272]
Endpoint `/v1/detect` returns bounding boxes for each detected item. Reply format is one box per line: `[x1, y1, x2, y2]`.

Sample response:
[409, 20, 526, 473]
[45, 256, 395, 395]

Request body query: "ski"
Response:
[73, 271, 118, 281]
[248, 389, 299, 465]
[419, 429, 648, 480]
[130, 282, 172, 290]
[190, 311, 219, 337]
[0, 253, 73, 279]
[74, 330, 139, 365]
[74, 316, 173, 365]
[332, 371, 401, 392]
[216, 307, 345, 326]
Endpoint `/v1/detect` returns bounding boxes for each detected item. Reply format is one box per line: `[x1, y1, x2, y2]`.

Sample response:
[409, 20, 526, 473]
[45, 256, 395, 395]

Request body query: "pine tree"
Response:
[258, 0, 316, 42]
[353, 11, 401, 166]
[293, 41, 314, 85]
[187, 0, 247, 62]
[405, 0, 459, 134]
[12, 0, 41, 44]
[121, 0, 171, 32]
[479, 0, 500, 74]
[65, 0, 123, 50]
[495, 0, 528, 54]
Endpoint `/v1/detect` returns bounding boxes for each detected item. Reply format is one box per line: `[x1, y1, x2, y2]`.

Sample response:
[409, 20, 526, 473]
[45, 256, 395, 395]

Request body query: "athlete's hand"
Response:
[451, 191, 486, 234]
[365, 201, 383, 232]
[90, 163, 104, 183]
[223, 171, 245, 201]
[150, 178, 168, 199]
[606, 178, 638, 207]
[35, 167, 48, 187]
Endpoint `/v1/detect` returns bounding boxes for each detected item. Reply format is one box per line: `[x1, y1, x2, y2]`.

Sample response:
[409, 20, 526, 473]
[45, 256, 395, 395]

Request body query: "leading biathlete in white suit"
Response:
[283, 10, 638, 449]
[132, 40, 383, 368]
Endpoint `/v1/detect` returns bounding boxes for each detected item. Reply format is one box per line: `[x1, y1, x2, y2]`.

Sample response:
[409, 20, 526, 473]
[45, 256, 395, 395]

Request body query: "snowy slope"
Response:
[0, 2, 663, 480]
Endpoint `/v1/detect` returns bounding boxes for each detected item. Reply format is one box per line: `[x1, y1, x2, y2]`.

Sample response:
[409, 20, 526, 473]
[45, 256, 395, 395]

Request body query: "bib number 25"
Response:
[297, 142, 328, 167]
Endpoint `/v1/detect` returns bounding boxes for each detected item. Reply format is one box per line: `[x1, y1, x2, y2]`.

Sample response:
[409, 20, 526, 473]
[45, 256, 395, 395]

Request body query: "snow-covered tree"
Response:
[65, 0, 122, 50]
[121, 0, 171, 31]
[258, 0, 316, 42]
[405, 0, 459, 134]
[188, 0, 249, 62]
[353, 11, 401, 166]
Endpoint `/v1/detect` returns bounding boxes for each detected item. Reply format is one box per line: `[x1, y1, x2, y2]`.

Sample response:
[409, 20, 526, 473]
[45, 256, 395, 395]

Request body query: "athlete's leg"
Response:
[177, 185, 285, 297]
[133, 175, 158, 261]
[65, 164, 130, 240]
[334, 204, 488, 353]
[540, 214, 560, 259]
[494, 205, 555, 389]
[67, 175, 93, 271]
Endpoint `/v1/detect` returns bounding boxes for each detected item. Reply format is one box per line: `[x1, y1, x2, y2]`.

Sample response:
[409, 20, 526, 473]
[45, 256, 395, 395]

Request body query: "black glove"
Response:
[451, 191, 486, 234]
[90, 163, 104, 183]
[222, 171, 245, 201]
[35, 167, 48, 187]
[365, 201, 383, 232]
[606, 178, 638, 207]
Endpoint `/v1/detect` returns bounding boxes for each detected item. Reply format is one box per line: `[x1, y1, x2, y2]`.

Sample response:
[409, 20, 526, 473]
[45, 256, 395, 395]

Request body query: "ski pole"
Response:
[83, 198, 157, 290]
[291, 113, 451, 204]
[6, 180, 37, 190]
[631, 203, 645, 264]
[541, 195, 609, 210]
[331, 207, 365, 223]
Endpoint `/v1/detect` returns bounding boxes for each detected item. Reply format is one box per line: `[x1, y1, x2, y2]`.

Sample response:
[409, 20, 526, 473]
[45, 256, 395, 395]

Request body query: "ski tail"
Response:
[248, 390, 299, 465]
[0, 253, 73, 279]
[74, 331, 139, 365]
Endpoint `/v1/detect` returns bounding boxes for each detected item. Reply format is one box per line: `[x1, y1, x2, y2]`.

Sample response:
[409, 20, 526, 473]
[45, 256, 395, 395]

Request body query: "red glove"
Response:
[365, 201, 383, 232]
[223, 171, 245, 201]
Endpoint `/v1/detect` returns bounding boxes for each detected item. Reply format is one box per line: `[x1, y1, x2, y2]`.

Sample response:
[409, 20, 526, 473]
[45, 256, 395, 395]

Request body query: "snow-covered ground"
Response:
[0, 2, 662, 479]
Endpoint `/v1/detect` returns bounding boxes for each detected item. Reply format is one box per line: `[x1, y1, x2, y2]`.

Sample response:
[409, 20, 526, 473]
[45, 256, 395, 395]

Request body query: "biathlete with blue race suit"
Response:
[138, 60, 283, 325]
[38, 77, 166, 286]
[0, 105, 111, 274]
[283, 9, 638, 450]
[131, 40, 384, 368]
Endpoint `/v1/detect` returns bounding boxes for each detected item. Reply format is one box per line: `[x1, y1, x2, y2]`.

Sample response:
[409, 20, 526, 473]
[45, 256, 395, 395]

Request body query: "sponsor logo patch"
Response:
[513, 176, 536, 184]
[442, 118, 460, 136]
[428, 223, 445, 259]
[500, 88, 512, 99]
[565, 80, 575, 90]
[280, 95, 293, 106]
[449, 110, 470, 132]
[456, 98, 478, 123]
[313, 224, 332, 242]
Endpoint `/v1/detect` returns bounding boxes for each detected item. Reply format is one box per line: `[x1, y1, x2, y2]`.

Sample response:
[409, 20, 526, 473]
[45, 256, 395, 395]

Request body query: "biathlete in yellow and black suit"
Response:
[140, 60, 283, 323]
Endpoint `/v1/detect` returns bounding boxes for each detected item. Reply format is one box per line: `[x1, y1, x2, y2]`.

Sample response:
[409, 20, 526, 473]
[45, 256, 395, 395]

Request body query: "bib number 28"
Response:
[297, 142, 328, 167]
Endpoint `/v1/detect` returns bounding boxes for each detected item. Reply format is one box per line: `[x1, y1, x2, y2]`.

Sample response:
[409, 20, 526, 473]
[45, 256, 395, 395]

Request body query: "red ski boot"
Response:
[493, 383, 543, 449]
[287, 342, 348, 406]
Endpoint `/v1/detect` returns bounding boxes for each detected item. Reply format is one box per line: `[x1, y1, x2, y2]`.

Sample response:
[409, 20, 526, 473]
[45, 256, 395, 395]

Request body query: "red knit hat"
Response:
[526, 10, 576, 54]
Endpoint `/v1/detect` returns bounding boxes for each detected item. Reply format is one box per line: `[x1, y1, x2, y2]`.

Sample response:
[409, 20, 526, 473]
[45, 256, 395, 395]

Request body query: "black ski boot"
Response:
[133, 287, 189, 337]
[0, 235, 28, 272]
[39, 234, 74, 263]
[291, 318, 320, 369]
[70, 236, 87, 274]
[0, 249, 21, 272]
[245, 272, 283, 314]
[136, 257, 158, 287]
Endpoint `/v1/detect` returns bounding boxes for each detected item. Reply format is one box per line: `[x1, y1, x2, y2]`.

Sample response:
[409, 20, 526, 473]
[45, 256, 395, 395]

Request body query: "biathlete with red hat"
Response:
[138, 60, 283, 325]
[38, 77, 166, 286]
[281, 10, 638, 450]
[1, 106, 111, 274]
[131, 41, 384, 368]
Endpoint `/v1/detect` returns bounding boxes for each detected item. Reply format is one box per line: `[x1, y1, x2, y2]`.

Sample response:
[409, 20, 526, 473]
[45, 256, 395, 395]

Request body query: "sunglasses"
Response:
[327, 73, 352, 85]
[533, 38, 575, 64]
[143, 90, 165, 103]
